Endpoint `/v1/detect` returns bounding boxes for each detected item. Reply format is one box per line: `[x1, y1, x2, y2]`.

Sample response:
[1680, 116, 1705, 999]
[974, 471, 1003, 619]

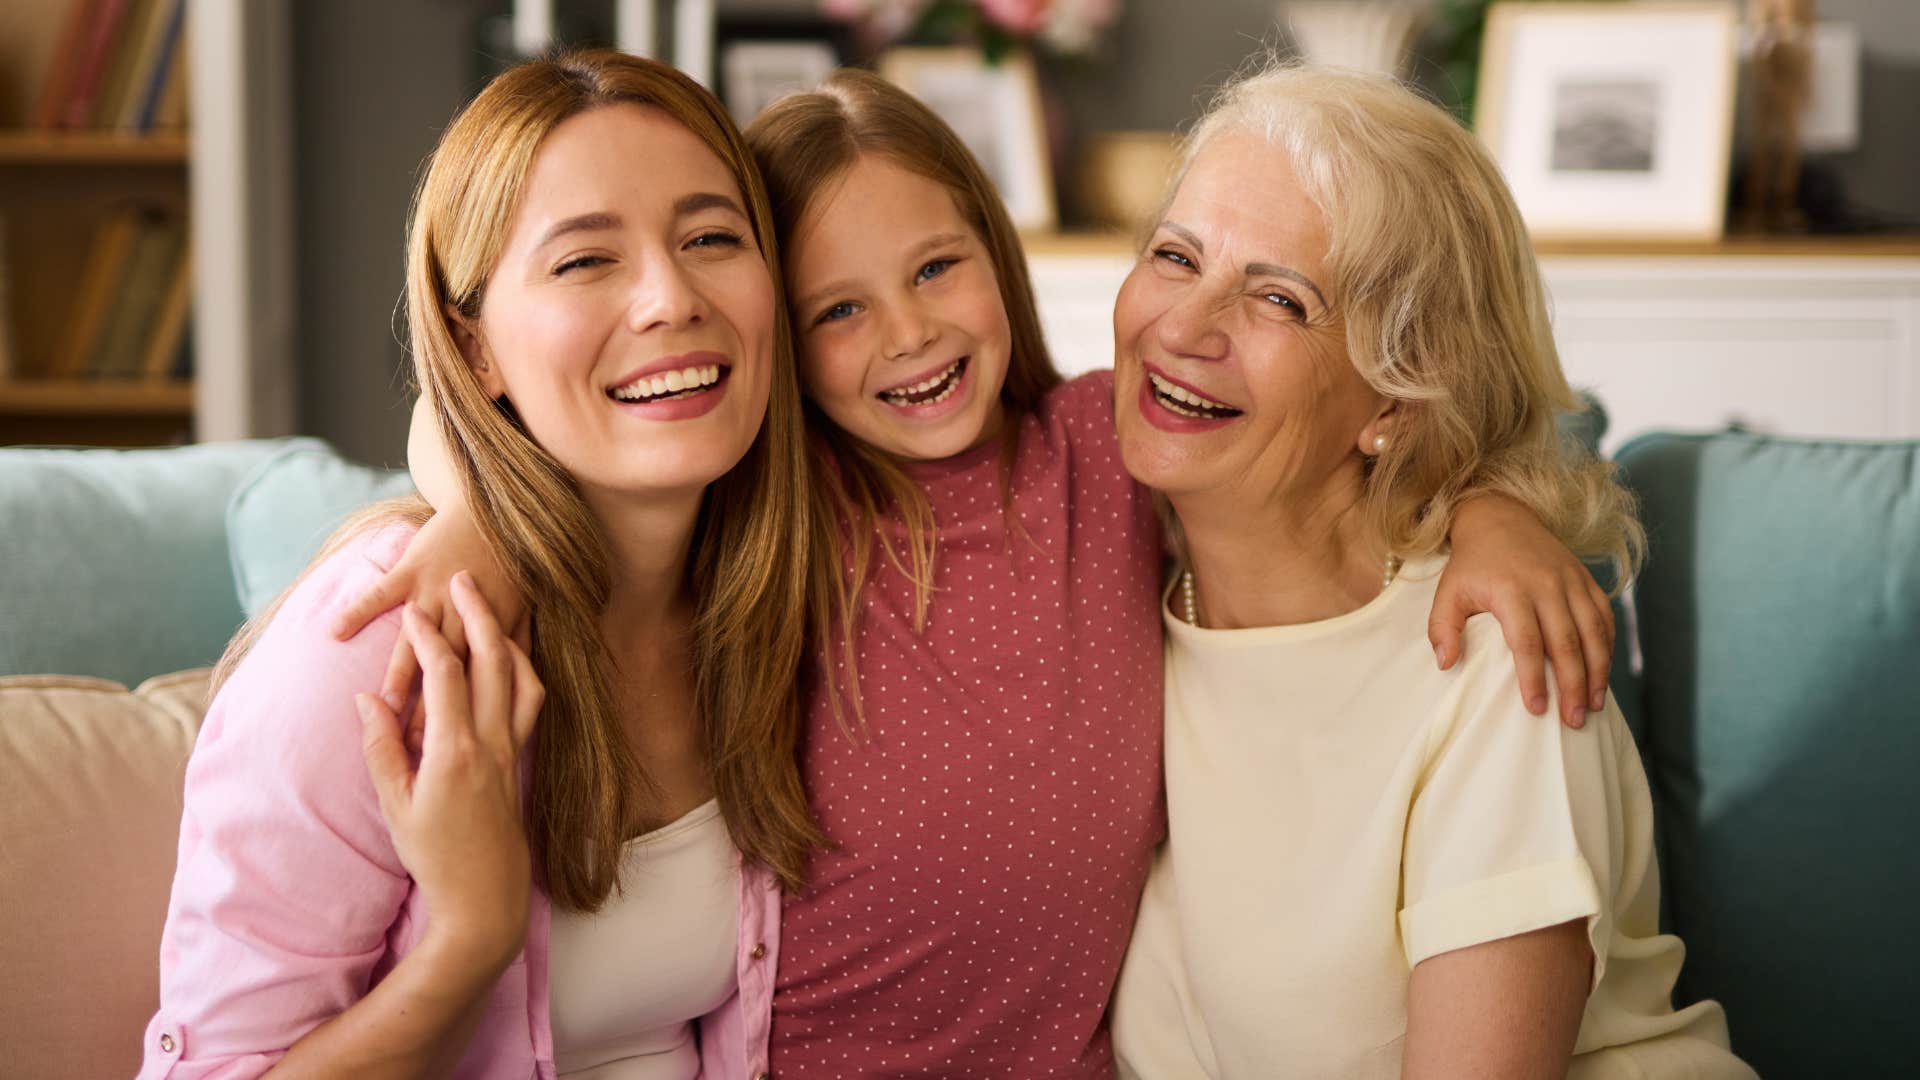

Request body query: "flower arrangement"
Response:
[823, 0, 1122, 61]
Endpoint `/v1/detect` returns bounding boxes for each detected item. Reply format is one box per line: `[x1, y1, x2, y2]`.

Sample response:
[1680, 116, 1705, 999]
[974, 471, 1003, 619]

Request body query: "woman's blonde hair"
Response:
[1168, 61, 1643, 585]
[745, 69, 1062, 711]
[216, 50, 825, 903]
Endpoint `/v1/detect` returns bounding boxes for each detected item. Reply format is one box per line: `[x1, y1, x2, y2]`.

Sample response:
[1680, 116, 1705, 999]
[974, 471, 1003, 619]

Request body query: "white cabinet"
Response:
[1024, 236, 1920, 455]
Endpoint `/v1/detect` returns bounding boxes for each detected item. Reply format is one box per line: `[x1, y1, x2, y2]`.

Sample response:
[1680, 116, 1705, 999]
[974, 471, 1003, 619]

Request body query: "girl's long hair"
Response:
[217, 50, 826, 903]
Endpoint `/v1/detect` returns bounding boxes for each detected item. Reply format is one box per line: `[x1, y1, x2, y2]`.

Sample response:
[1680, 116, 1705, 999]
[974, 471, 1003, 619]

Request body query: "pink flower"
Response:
[820, 0, 931, 44]
[980, 0, 1051, 36]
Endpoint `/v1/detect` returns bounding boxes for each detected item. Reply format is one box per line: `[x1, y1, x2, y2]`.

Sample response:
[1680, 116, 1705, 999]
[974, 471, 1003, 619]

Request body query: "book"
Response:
[52, 207, 142, 377]
[125, 0, 187, 132]
[31, 0, 100, 130]
[162, 318, 192, 380]
[137, 244, 192, 380]
[150, 34, 189, 131]
[94, 0, 161, 128]
[90, 213, 182, 378]
[60, 0, 136, 130]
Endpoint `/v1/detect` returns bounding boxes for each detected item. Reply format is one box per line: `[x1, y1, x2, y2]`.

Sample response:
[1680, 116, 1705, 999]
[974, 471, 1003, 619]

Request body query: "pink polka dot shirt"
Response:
[770, 371, 1169, 1077]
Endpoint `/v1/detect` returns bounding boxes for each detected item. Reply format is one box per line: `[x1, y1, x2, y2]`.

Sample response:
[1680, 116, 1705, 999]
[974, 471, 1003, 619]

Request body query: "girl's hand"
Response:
[1433, 496, 1615, 729]
[356, 572, 542, 972]
[333, 509, 529, 749]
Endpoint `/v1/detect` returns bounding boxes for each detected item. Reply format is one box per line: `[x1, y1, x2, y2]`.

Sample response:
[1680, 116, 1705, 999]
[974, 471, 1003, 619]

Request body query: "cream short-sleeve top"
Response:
[1112, 556, 1755, 1079]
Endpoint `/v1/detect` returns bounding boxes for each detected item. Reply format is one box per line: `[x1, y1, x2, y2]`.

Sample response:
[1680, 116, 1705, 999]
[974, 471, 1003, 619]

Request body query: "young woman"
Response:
[337, 69, 1622, 1076]
[139, 52, 821, 1079]
[1108, 64, 1755, 1078]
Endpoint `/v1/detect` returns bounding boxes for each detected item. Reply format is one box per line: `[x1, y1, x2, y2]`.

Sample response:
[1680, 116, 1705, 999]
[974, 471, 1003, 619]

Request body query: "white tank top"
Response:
[548, 798, 739, 1079]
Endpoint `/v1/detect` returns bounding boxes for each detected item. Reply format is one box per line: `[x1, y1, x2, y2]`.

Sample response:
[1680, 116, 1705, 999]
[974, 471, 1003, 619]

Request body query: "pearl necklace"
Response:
[1178, 553, 1402, 628]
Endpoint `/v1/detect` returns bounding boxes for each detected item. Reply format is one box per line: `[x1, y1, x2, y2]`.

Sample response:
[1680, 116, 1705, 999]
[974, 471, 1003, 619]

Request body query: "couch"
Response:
[2, 429, 1915, 1077]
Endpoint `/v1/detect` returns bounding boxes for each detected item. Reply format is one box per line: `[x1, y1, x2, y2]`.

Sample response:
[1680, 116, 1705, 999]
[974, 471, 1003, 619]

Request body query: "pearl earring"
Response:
[1372, 434, 1387, 453]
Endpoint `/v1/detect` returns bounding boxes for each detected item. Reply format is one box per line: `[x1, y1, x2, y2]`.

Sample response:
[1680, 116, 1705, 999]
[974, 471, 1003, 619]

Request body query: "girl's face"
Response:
[457, 103, 776, 504]
[786, 154, 1011, 461]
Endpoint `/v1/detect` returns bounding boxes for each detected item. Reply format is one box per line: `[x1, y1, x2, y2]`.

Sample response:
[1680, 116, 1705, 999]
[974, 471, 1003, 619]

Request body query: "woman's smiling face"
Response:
[457, 102, 776, 502]
[785, 154, 1012, 461]
[1112, 129, 1388, 508]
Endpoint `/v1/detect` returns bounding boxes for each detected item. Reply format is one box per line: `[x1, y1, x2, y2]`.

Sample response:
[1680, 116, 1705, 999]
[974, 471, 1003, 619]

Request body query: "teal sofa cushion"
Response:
[1616, 431, 1920, 1078]
[0, 440, 302, 685]
[226, 442, 412, 618]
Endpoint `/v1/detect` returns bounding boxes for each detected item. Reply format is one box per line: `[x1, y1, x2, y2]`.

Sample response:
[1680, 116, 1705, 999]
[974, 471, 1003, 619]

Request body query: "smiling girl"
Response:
[340, 69, 1622, 1076]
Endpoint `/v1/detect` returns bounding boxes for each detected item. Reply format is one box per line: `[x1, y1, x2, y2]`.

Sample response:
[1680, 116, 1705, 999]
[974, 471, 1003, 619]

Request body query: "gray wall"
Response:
[292, 0, 480, 466]
[290, 0, 1920, 464]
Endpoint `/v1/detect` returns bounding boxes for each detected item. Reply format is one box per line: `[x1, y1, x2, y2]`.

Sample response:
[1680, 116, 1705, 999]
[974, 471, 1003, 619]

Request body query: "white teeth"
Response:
[1148, 372, 1231, 412]
[880, 358, 964, 405]
[612, 364, 721, 401]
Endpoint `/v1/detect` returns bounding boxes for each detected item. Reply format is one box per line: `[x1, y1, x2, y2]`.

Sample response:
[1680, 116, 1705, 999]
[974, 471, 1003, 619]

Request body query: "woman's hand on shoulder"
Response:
[1431, 494, 1615, 730]
[332, 508, 530, 749]
[355, 571, 541, 973]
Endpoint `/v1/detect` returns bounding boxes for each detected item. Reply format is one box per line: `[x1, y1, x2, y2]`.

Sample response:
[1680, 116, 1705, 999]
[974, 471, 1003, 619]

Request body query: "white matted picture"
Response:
[878, 47, 1057, 233]
[719, 41, 840, 125]
[1476, 2, 1740, 241]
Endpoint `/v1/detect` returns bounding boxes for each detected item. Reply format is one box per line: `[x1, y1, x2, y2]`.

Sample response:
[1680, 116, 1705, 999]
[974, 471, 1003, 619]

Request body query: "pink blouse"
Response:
[137, 526, 780, 1080]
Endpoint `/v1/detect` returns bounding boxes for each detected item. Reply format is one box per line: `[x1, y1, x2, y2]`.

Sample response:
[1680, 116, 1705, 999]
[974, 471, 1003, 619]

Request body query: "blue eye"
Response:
[916, 258, 953, 283]
[817, 301, 858, 324]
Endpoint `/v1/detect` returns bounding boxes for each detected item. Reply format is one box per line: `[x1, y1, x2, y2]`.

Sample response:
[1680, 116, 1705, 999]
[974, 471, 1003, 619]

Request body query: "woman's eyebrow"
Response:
[538, 211, 620, 248]
[1160, 219, 1327, 309]
[674, 191, 747, 218]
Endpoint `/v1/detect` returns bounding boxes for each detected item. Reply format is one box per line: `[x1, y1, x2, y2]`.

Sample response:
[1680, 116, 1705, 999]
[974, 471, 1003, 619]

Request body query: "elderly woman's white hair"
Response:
[1161, 61, 1644, 585]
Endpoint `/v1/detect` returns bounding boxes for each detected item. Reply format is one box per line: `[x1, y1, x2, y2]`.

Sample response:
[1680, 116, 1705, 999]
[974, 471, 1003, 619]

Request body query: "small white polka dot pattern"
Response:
[770, 371, 1169, 1077]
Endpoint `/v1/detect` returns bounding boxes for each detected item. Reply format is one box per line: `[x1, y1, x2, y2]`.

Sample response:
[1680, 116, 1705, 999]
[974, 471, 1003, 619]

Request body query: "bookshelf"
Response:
[0, 0, 294, 448]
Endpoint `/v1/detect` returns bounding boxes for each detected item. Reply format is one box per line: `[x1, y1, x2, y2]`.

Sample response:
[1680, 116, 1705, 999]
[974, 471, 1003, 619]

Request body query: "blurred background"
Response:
[1, 0, 1916, 464]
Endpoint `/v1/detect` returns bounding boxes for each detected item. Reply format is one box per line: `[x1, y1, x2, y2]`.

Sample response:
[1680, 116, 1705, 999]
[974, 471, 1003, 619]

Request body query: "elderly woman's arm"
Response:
[1402, 920, 1592, 1080]
[1433, 494, 1616, 729]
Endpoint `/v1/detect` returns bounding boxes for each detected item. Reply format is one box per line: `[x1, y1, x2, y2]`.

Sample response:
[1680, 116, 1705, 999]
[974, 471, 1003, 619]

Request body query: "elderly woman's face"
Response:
[1112, 131, 1388, 508]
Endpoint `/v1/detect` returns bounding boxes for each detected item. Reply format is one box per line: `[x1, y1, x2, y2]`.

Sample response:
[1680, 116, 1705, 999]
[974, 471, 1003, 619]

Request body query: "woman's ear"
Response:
[1357, 398, 1400, 458]
[445, 304, 505, 399]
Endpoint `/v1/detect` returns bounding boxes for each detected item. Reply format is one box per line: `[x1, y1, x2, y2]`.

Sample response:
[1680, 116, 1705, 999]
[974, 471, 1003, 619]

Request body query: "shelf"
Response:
[1020, 230, 1920, 260]
[1533, 235, 1920, 258]
[0, 380, 193, 416]
[0, 131, 189, 166]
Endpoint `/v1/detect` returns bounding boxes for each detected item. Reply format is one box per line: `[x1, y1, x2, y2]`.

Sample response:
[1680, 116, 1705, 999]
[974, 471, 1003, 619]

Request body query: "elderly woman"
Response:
[1108, 66, 1756, 1079]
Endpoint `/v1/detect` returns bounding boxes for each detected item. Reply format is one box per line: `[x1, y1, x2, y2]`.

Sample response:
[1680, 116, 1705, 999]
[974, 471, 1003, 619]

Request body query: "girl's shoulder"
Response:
[1039, 369, 1118, 427]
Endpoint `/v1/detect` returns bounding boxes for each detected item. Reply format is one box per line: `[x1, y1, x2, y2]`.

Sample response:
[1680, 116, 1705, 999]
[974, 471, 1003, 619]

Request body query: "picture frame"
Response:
[713, 13, 854, 126]
[1475, 2, 1740, 242]
[878, 47, 1057, 233]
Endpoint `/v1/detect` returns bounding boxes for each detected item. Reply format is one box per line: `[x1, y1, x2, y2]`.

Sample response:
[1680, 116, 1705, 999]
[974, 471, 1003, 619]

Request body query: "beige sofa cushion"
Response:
[0, 669, 209, 1079]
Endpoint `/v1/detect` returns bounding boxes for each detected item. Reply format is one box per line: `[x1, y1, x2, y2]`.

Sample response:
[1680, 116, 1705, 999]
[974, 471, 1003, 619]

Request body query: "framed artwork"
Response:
[1476, 2, 1740, 242]
[878, 47, 1057, 233]
[714, 13, 854, 126]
